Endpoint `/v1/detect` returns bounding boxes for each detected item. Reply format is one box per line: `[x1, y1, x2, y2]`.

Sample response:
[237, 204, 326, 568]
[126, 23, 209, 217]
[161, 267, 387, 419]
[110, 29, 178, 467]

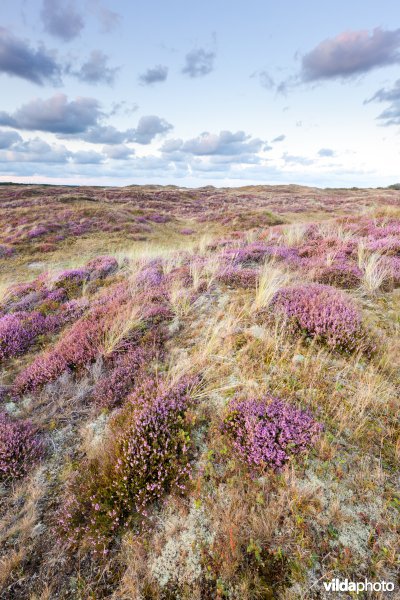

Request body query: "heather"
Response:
[0, 185, 399, 599]
[0, 412, 44, 481]
[270, 283, 364, 352]
[59, 377, 196, 553]
[222, 396, 322, 472]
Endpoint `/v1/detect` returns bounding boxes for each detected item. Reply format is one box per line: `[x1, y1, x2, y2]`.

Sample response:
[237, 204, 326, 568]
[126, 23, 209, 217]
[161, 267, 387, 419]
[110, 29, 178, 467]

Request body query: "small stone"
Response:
[248, 325, 266, 340]
[5, 401, 20, 415]
[168, 318, 182, 335]
[30, 523, 46, 538]
[292, 354, 305, 365]
[27, 262, 46, 270]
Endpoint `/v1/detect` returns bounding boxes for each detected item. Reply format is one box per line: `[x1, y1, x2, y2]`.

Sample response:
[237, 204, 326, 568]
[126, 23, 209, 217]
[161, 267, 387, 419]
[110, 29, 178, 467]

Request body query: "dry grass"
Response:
[99, 302, 142, 356]
[360, 252, 391, 293]
[281, 223, 307, 246]
[0, 549, 24, 589]
[252, 260, 292, 311]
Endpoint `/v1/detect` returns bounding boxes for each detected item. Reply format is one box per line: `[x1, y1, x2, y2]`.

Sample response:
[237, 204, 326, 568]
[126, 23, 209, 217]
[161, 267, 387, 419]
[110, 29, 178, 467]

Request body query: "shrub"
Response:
[0, 412, 44, 481]
[135, 263, 165, 289]
[53, 268, 90, 298]
[54, 268, 90, 288]
[0, 311, 48, 361]
[311, 263, 362, 289]
[13, 287, 130, 394]
[92, 347, 153, 409]
[223, 242, 270, 265]
[270, 283, 363, 351]
[222, 396, 322, 472]
[86, 255, 118, 279]
[217, 266, 259, 288]
[13, 350, 69, 396]
[58, 378, 196, 553]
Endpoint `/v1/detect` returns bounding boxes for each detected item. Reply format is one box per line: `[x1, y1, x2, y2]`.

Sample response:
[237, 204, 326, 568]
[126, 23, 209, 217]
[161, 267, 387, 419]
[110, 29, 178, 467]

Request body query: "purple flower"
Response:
[222, 396, 322, 472]
[0, 412, 45, 481]
[0, 311, 47, 361]
[270, 283, 363, 351]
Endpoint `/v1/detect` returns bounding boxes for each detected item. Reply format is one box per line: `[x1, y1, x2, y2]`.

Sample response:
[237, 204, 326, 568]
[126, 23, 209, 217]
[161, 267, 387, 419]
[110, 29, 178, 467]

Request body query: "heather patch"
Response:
[270, 283, 365, 352]
[310, 262, 362, 289]
[0, 311, 49, 362]
[58, 378, 197, 553]
[222, 396, 322, 472]
[217, 266, 259, 288]
[0, 412, 45, 481]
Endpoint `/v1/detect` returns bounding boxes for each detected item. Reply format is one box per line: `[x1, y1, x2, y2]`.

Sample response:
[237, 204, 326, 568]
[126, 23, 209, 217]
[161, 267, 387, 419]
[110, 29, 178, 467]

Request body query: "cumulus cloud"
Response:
[41, 0, 84, 42]
[160, 131, 264, 169]
[102, 144, 134, 159]
[182, 48, 215, 78]
[131, 115, 173, 144]
[61, 114, 172, 145]
[80, 125, 134, 144]
[0, 94, 172, 148]
[0, 129, 22, 149]
[3, 137, 71, 163]
[160, 138, 183, 153]
[0, 27, 61, 85]
[272, 134, 286, 143]
[301, 28, 400, 82]
[73, 51, 118, 85]
[0, 94, 102, 134]
[139, 65, 168, 85]
[318, 148, 334, 157]
[71, 150, 104, 164]
[282, 153, 314, 166]
[180, 131, 263, 156]
[366, 79, 400, 125]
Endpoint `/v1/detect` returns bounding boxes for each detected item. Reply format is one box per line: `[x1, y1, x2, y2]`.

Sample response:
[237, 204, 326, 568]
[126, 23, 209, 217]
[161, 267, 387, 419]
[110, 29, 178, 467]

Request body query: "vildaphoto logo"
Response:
[323, 578, 395, 594]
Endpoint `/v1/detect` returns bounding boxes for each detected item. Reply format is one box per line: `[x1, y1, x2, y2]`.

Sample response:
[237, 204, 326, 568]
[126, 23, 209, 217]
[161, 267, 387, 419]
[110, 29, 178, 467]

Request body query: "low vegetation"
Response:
[0, 183, 399, 598]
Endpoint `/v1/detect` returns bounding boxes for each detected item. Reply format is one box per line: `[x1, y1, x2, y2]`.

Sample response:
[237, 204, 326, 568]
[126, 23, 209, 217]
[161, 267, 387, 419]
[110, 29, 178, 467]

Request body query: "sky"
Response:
[0, 0, 400, 187]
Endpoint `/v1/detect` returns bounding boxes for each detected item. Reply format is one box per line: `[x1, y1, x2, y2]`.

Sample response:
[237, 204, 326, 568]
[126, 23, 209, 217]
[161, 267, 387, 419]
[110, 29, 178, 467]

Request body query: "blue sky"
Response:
[0, 0, 399, 187]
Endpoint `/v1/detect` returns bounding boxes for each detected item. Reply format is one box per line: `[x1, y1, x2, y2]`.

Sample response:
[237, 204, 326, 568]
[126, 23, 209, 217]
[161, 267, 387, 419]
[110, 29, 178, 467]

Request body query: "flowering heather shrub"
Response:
[270, 283, 363, 352]
[135, 263, 165, 289]
[6, 281, 37, 303]
[298, 239, 355, 260]
[0, 412, 44, 481]
[385, 256, 400, 286]
[147, 213, 171, 223]
[222, 396, 322, 472]
[13, 350, 69, 396]
[58, 298, 90, 323]
[222, 242, 301, 268]
[0, 311, 47, 361]
[86, 255, 118, 279]
[92, 347, 155, 409]
[366, 236, 400, 254]
[180, 228, 195, 235]
[13, 286, 133, 394]
[7, 290, 44, 313]
[217, 266, 259, 288]
[311, 263, 362, 289]
[53, 268, 90, 292]
[27, 225, 48, 239]
[223, 242, 270, 265]
[0, 244, 14, 258]
[58, 378, 196, 552]
[43, 288, 68, 304]
[142, 302, 173, 325]
[264, 245, 301, 265]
